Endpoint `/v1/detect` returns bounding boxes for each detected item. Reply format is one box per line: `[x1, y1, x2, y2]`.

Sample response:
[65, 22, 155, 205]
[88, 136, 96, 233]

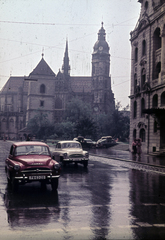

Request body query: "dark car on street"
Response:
[96, 136, 116, 148]
[73, 136, 96, 149]
[5, 141, 61, 191]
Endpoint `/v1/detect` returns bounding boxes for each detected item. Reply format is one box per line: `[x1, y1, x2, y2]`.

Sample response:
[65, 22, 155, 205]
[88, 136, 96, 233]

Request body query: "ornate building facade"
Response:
[129, 0, 165, 154]
[0, 23, 115, 140]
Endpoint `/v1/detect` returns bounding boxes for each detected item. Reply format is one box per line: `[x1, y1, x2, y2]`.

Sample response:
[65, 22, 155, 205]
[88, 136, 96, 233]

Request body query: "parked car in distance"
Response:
[52, 140, 89, 167]
[5, 141, 61, 191]
[73, 136, 96, 149]
[97, 136, 116, 148]
[83, 139, 97, 148]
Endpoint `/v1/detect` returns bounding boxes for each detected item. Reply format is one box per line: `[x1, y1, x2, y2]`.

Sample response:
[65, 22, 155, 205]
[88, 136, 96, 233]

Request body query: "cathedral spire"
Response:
[62, 38, 70, 76]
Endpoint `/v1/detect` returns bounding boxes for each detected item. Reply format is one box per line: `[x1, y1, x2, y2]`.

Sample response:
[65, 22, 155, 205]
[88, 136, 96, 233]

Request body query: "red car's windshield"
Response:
[15, 145, 50, 156]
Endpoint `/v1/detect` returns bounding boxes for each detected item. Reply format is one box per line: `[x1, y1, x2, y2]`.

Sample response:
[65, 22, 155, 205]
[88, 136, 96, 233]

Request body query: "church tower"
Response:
[62, 39, 70, 78]
[92, 22, 114, 114]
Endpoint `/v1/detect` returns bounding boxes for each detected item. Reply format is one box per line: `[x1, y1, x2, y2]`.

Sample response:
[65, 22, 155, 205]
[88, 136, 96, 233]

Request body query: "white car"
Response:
[52, 140, 89, 167]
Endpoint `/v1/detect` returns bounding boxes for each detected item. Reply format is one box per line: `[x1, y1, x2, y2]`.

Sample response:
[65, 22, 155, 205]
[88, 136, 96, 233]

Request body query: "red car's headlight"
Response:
[54, 163, 60, 170]
[14, 164, 20, 171]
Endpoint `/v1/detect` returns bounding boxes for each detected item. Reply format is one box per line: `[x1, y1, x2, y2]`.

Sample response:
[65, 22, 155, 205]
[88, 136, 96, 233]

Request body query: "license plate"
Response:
[29, 175, 46, 180]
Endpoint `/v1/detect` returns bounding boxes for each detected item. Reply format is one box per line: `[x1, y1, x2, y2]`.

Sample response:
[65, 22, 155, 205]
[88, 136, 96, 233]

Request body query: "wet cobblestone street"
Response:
[1, 141, 165, 239]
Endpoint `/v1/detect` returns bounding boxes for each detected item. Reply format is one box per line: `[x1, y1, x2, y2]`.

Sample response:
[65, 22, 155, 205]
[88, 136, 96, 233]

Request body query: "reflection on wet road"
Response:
[1, 141, 165, 239]
[89, 146, 165, 167]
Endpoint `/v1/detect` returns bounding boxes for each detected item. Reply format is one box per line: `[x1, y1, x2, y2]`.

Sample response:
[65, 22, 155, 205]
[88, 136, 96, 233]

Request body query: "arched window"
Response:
[141, 98, 145, 117]
[1, 118, 7, 132]
[161, 91, 165, 106]
[92, 65, 95, 75]
[133, 101, 137, 119]
[134, 73, 137, 93]
[152, 94, 158, 108]
[9, 118, 14, 131]
[142, 40, 146, 56]
[156, 62, 161, 78]
[55, 98, 62, 109]
[153, 28, 161, 51]
[145, 1, 148, 11]
[140, 128, 145, 142]
[154, 120, 157, 133]
[141, 68, 146, 90]
[133, 129, 136, 139]
[153, 28, 161, 80]
[40, 84, 46, 94]
[135, 47, 138, 63]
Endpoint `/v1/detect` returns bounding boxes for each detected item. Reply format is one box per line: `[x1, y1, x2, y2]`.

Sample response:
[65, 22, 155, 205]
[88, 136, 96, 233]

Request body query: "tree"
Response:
[110, 102, 130, 141]
[53, 121, 75, 140]
[65, 97, 92, 122]
[75, 117, 97, 139]
[64, 98, 97, 139]
[94, 102, 130, 141]
[27, 110, 53, 140]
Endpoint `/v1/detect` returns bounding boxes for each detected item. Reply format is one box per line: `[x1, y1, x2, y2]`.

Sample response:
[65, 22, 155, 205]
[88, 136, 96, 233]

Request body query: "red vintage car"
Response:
[5, 141, 61, 191]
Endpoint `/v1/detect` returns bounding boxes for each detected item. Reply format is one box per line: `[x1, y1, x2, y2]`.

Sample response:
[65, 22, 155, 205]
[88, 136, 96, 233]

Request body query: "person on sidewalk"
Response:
[132, 139, 137, 155]
[136, 138, 142, 159]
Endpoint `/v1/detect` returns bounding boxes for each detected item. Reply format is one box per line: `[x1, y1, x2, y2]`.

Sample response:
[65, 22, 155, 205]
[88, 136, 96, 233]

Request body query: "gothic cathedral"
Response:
[0, 23, 115, 140]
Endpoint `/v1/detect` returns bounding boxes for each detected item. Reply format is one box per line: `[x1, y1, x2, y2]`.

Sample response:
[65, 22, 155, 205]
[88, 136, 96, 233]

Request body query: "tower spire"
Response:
[62, 38, 70, 76]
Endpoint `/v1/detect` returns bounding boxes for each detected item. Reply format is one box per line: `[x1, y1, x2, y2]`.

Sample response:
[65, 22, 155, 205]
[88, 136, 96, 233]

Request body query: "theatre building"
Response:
[129, 0, 165, 154]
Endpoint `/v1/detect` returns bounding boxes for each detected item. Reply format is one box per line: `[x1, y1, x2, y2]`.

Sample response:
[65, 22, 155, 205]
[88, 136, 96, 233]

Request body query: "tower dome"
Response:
[93, 22, 109, 54]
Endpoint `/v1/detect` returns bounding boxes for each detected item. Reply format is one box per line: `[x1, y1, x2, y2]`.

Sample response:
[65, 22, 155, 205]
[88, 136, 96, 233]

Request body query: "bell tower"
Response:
[92, 22, 114, 114]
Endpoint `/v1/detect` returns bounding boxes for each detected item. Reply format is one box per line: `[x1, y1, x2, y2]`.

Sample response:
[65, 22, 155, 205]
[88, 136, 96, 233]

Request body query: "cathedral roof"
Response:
[0, 76, 28, 93]
[56, 69, 65, 80]
[70, 76, 92, 93]
[29, 55, 55, 77]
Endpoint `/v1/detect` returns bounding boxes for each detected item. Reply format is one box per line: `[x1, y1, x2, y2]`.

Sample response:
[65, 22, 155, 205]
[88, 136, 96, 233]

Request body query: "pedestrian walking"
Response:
[136, 138, 142, 158]
[132, 138, 137, 154]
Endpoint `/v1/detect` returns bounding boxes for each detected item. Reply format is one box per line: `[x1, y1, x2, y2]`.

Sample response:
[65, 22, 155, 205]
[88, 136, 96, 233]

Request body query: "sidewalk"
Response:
[89, 142, 165, 168]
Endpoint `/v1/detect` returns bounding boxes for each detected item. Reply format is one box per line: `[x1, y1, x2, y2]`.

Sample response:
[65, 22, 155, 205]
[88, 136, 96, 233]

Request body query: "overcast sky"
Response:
[0, 0, 141, 108]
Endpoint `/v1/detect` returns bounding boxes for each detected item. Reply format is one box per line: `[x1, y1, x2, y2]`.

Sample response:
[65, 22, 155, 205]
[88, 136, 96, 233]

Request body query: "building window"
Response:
[141, 98, 145, 117]
[161, 91, 165, 106]
[9, 118, 14, 131]
[133, 129, 136, 139]
[134, 73, 137, 93]
[135, 47, 138, 63]
[40, 100, 44, 107]
[141, 68, 146, 90]
[154, 120, 157, 133]
[152, 94, 158, 108]
[92, 66, 95, 75]
[142, 40, 146, 56]
[40, 84, 46, 93]
[145, 1, 148, 11]
[140, 128, 145, 142]
[155, 62, 161, 78]
[55, 98, 62, 109]
[153, 28, 161, 80]
[133, 101, 137, 118]
[153, 28, 161, 50]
